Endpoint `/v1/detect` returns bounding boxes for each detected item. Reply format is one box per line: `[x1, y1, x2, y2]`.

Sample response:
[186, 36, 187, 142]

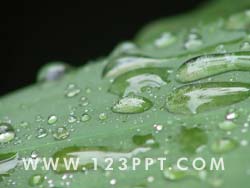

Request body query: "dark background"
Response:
[3, 0, 207, 96]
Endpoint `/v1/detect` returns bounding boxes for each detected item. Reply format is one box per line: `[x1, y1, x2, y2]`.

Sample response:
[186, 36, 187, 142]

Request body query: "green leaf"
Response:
[1, 2, 250, 188]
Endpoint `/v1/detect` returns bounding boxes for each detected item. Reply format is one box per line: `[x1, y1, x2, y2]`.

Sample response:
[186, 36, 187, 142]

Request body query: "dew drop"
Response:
[36, 128, 48, 139]
[154, 32, 176, 48]
[81, 113, 91, 122]
[0, 123, 15, 143]
[65, 84, 81, 98]
[99, 113, 107, 121]
[218, 121, 237, 130]
[68, 115, 77, 124]
[163, 167, 189, 181]
[112, 96, 153, 114]
[184, 31, 203, 50]
[240, 41, 250, 50]
[53, 127, 70, 140]
[211, 138, 238, 153]
[48, 115, 58, 125]
[0, 152, 18, 177]
[132, 134, 159, 148]
[37, 62, 71, 82]
[29, 174, 44, 186]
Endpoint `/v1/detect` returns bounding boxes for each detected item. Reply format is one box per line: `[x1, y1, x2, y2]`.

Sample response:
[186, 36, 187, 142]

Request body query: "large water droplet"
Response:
[0, 123, 15, 143]
[176, 52, 250, 83]
[52, 146, 150, 173]
[103, 55, 170, 78]
[0, 152, 18, 177]
[166, 82, 250, 114]
[109, 67, 169, 96]
[112, 96, 153, 114]
[211, 138, 238, 154]
[37, 62, 71, 82]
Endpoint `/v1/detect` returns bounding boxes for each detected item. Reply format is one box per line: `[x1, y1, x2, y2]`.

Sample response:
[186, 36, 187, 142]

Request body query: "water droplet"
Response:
[48, 115, 58, 125]
[178, 127, 207, 153]
[36, 128, 48, 139]
[0, 123, 15, 143]
[81, 113, 91, 122]
[218, 121, 237, 130]
[153, 124, 163, 132]
[109, 67, 169, 96]
[147, 176, 154, 182]
[163, 166, 189, 181]
[68, 115, 77, 123]
[215, 44, 227, 53]
[166, 82, 250, 114]
[154, 32, 176, 48]
[65, 84, 81, 98]
[240, 140, 248, 146]
[37, 62, 71, 82]
[29, 174, 44, 186]
[112, 96, 153, 114]
[103, 55, 170, 78]
[52, 146, 150, 173]
[225, 111, 238, 120]
[53, 127, 70, 140]
[110, 178, 117, 185]
[226, 11, 250, 30]
[99, 113, 107, 121]
[0, 152, 18, 177]
[240, 41, 250, 50]
[176, 52, 250, 83]
[211, 138, 238, 153]
[184, 31, 203, 50]
[132, 134, 159, 148]
[31, 151, 38, 159]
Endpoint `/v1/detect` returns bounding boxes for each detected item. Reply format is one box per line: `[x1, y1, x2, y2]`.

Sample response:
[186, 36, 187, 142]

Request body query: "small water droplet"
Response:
[99, 113, 107, 121]
[53, 127, 70, 140]
[184, 31, 203, 50]
[154, 32, 176, 48]
[215, 44, 227, 53]
[110, 178, 117, 185]
[36, 128, 48, 139]
[29, 174, 44, 186]
[0, 123, 15, 143]
[37, 62, 71, 82]
[225, 112, 238, 120]
[81, 113, 91, 122]
[112, 96, 153, 114]
[31, 151, 39, 159]
[240, 41, 250, 50]
[68, 115, 77, 124]
[48, 115, 58, 125]
[218, 121, 237, 130]
[211, 138, 238, 153]
[65, 84, 81, 98]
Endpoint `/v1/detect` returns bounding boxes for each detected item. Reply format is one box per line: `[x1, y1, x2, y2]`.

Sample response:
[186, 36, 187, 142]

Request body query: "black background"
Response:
[3, 0, 207, 96]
